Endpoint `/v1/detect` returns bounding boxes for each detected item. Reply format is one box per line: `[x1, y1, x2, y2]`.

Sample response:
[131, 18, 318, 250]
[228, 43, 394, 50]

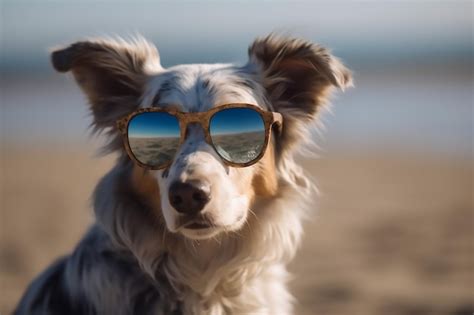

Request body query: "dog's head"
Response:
[51, 35, 351, 241]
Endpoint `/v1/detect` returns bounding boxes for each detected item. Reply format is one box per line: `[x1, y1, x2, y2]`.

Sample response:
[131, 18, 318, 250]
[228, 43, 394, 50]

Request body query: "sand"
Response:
[1, 146, 472, 315]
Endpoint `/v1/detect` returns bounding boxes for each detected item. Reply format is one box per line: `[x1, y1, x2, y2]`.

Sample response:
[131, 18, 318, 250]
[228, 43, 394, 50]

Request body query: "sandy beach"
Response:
[1, 145, 472, 315]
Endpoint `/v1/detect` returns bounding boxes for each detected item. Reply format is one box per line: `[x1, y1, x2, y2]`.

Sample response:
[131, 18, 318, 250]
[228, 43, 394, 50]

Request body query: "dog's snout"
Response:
[168, 181, 211, 215]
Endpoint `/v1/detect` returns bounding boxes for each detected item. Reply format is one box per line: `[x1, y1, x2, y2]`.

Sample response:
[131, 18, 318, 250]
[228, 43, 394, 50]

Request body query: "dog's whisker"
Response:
[247, 208, 260, 231]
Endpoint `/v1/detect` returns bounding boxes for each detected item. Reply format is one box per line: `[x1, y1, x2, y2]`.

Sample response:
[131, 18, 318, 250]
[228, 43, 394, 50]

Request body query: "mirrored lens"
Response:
[128, 112, 180, 167]
[210, 108, 266, 164]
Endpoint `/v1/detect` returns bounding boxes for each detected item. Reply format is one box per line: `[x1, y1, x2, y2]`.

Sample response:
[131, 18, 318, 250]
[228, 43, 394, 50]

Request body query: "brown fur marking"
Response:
[131, 166, 161, 212]
[252, 141, 278, 197]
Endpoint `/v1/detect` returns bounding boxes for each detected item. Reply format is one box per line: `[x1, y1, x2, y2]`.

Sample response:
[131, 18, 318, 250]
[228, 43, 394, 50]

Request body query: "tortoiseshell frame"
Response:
[116, 103, 283, 170]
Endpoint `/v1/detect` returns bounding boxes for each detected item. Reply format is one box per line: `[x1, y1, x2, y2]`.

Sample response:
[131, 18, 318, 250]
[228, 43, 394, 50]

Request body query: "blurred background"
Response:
[1, 1, 472, 314]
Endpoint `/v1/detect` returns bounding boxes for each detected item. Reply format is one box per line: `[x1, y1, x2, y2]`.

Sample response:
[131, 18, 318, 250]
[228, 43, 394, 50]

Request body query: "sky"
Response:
[1, 1, 472, 72]
[129, 112, 181, 138]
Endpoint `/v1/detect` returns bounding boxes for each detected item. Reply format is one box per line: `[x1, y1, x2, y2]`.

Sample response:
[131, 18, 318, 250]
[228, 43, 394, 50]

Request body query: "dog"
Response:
[15, 34, 352, 315]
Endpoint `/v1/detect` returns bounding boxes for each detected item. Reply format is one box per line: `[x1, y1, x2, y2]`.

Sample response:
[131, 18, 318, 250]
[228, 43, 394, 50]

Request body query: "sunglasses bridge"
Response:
[178, 112, 214, 143]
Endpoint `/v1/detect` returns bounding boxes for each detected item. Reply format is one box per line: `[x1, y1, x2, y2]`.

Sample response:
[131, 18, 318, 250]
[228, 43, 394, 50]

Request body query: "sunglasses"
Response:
[116, 104, 283, 170]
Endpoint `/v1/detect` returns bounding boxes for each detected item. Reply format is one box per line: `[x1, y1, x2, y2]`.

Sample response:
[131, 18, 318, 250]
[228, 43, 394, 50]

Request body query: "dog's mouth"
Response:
[175, 215, 215, 231]
[174, 211, 248, 240]
[173, 213, 238, 240]
[178, 219, 222, 240]
[183, 220, 212, 230]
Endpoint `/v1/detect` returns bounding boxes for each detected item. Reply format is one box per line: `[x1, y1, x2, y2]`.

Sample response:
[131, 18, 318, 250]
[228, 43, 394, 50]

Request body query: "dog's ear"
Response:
[248, 34, 352, 154]
[51, 37, 161, 130]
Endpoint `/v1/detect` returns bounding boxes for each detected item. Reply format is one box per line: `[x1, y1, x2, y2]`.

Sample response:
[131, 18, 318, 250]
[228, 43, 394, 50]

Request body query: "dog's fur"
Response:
[15, 34, 352, 315]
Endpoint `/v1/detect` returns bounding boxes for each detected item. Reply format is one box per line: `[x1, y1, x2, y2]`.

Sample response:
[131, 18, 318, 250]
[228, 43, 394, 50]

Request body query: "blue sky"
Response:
[2, 1, 472, 72]
[129, 112, 180, 138]
[210, 108, 265, 135]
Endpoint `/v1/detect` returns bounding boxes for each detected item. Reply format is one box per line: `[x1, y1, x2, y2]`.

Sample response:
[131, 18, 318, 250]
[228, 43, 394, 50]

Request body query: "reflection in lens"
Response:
[210, 108, 266, 164]
[128, 112, 180, 167]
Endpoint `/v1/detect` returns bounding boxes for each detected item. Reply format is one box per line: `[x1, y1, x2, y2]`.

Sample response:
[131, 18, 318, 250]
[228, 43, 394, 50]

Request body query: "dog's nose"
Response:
[168, 181, 211, 215]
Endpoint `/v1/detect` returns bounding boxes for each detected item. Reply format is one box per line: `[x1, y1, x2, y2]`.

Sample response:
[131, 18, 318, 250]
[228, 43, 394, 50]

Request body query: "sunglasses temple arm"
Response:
[116, 118, 127, 133]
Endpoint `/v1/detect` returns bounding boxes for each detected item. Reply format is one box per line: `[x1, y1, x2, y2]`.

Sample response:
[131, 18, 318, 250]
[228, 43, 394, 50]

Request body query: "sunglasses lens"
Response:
[210, 108, 266, 164]
[127, 112, 180, 168]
